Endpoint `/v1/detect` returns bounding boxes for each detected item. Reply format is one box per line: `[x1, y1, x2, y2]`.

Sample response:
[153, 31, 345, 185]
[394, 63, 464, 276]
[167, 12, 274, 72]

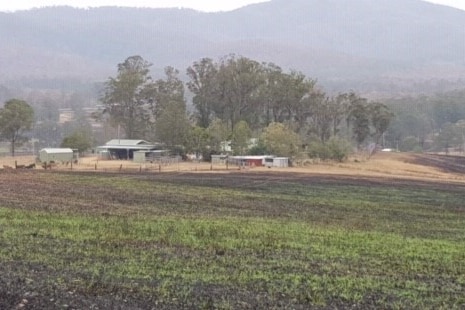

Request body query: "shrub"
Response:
[306, 137, 351, 162]
[327, 137, 352, 162]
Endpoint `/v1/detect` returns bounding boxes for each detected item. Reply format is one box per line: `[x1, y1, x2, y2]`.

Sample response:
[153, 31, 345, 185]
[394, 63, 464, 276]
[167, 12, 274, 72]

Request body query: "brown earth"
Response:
[2, 152, 465, 183]
[1, 152, 465, 309]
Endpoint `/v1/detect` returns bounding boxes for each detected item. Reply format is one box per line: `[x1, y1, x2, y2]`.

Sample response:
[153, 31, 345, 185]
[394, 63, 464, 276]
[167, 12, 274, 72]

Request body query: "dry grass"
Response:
[1, 152, 464, 183]
[0, 155, 37, 168]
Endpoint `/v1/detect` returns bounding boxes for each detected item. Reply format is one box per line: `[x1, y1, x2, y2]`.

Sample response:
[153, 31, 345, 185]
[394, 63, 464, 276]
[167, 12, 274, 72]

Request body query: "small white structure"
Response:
[272, 157, 289, 168]
[213, 155, 289, 168]
[133, 150, 170, 163]
[39, 148, 75, 163]
[211, 155, 228, 165]
[264, 157, 289, 168]
[227, 155, 275, 167]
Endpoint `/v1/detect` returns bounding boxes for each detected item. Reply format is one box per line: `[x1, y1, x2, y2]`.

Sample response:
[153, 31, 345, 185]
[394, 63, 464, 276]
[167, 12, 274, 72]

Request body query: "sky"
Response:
[0, 0, 464, 12]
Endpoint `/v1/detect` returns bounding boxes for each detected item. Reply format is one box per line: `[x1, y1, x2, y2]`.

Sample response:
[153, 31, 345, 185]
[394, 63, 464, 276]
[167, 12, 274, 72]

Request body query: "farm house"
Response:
[96, 139, 159, 160]
[39, 148, 76, 163]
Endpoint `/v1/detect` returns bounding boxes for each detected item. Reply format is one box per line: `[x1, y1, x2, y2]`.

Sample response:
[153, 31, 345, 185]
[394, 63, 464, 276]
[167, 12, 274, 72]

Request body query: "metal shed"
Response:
[133, 150, 170, 163]
[227, 156, 274, 167]
[96, 139, 159, 160]
[211, 155, 228, 165]
[264, 157, 289, 168]
[39, 148, 75, 163]
[272, 157, 289, 168]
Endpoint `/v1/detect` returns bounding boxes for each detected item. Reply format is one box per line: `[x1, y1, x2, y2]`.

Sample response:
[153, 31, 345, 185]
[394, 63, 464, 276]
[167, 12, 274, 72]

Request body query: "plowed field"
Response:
[1, 153, 465, 309]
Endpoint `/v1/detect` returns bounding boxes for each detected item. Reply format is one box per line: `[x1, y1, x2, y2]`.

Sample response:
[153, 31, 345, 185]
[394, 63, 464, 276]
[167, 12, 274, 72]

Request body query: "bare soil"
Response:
[1, 152, 465, 309]
[2, 152, 465, 183]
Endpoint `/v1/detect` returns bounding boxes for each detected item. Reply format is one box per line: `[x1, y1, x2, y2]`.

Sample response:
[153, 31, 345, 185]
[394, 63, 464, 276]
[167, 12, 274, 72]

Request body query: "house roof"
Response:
[105, 139, 152, 146]
[40, 148, 73, 154]
[97, 139, 159, 151]
[230, 156, 274, 160]
[97, 145, 156, 151]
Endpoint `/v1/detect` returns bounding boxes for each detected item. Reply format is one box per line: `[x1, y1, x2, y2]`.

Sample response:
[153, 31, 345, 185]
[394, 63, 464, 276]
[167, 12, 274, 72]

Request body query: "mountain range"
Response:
[1, 0, 465, 96]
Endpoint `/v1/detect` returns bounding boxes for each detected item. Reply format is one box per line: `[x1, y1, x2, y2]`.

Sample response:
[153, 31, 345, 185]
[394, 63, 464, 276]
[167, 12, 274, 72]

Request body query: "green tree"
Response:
[187, 56, 327, 139]
[60, 128, 93, 154]
[307, 93, 333, 143]
[286, 73, 318, 134]
[347, 97, 370, 149]
[259, 63, 284, 127]
[262, 122, 301, 158]
[434, 122, 462, 154]
[306, 137, 351, 162]
[231, 120, 252, 155]
[186, 58, 218, 128]
[155, 101, 190, 150]
[259, 67, 316, 131]
[0, 99, 34, 156]
[248, 141, 268, 155]
[399, 136, 422, 152]
[186, 126, 210, 159]
[101, 55, 154, 139]
[207, 118, 230, 153]
[149, 66, 185, 121]
[260, 65, 309, 126]
[370, 102, 393, 146]
[433, 100, 465, 128]
[326, 136, 352, 162]
[216, 55, 264, 131]
[387, 113, 431, 151]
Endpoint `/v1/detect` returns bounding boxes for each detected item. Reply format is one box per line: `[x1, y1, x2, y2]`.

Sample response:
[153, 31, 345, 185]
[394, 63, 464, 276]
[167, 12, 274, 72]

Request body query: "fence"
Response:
[144, 155, 181, 165]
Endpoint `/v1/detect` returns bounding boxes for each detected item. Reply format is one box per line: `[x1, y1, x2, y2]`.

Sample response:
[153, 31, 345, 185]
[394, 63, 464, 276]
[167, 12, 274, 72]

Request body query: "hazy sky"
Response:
[0, 0, 463, 12]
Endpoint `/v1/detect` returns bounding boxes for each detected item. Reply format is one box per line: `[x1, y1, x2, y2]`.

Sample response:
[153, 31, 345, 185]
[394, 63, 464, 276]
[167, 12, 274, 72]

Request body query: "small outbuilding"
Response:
[39, 148, 75, 164]
[96, 139, 159, 160]
[226, 156, 274, 167]
[211, 155, 228, 165]
[272, 157, 289, 168]
[133, 150, 170, 163]
[264, 157, 289, 168]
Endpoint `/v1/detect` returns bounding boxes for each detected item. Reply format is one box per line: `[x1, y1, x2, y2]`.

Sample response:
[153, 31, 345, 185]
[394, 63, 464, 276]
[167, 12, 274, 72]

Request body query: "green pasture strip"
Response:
[51, 173, 465, 242]
[0, 207, 464, 307]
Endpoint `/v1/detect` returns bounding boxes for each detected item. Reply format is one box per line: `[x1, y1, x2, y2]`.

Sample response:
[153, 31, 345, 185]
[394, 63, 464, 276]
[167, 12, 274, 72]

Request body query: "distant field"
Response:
[1, 153, 465, 308]
[3, 151, 465, 181]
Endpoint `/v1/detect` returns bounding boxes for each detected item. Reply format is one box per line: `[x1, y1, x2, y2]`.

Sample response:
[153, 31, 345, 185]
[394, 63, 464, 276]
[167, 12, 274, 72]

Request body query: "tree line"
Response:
[6, 54, 465, 159]
[99, 55, 393, 161]
[383, 90, 465, 154]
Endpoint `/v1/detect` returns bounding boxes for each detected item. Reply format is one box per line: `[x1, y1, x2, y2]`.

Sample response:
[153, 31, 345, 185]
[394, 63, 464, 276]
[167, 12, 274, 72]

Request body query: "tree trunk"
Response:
[11, 138, 15, 157]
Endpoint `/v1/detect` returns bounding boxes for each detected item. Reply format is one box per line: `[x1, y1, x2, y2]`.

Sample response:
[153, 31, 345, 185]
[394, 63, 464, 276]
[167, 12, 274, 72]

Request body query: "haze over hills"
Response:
[1, 0, 465, 96]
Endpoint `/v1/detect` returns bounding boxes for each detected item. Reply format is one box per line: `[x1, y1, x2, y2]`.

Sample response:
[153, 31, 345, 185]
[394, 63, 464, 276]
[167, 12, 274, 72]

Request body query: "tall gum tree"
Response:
[186, 58, 218, 128]
[101, 55, 154, 139]
[149, 66, 188, 146]
[216, 55, 264, 131]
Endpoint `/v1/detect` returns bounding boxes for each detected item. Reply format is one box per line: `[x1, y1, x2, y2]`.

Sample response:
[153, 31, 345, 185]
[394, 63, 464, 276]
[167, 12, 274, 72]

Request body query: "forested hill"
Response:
[1, 0, 465, 94]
